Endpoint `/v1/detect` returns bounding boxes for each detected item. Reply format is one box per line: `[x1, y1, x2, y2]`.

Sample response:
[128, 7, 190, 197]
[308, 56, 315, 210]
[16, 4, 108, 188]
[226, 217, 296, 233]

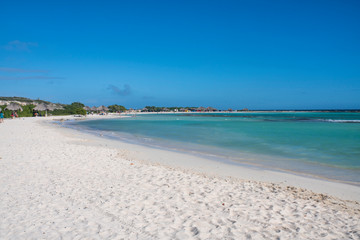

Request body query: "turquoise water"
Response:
[71, 112, 360, 184]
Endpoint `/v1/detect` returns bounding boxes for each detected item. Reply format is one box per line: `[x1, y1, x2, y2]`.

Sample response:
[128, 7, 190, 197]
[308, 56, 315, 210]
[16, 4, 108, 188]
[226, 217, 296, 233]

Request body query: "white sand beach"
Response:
[0, 116, 359, 239]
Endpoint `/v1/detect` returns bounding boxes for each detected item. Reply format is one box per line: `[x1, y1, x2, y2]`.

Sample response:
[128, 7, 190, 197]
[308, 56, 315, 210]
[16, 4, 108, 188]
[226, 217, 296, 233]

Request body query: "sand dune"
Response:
[0, 116, 359, 239]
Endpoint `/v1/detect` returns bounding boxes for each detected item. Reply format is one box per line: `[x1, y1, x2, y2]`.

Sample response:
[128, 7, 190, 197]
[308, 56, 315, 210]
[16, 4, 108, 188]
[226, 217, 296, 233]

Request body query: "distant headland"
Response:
[0, 96, 358, 119]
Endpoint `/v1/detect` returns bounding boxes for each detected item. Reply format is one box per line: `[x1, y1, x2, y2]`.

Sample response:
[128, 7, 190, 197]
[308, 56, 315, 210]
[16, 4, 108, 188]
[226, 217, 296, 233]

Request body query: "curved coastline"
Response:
[65, 114, 360, 187]
[57, 114, 360, 202]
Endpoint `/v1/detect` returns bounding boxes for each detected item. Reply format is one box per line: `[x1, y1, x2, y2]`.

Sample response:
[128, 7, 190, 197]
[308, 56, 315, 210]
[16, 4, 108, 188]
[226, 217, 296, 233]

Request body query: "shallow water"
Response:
[70, 112, 360, 184]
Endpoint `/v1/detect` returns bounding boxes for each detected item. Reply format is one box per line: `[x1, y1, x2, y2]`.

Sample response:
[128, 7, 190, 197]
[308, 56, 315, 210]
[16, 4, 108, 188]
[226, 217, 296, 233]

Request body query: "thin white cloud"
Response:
[0, 66, 62, 81]
[3, 40, 38, 52]
[0, 76, 64, 80]
[0, 67, 48, 73]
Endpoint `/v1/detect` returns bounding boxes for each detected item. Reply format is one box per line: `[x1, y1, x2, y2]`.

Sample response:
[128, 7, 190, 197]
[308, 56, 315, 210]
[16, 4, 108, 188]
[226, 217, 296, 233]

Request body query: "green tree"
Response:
[70, 102, 85, 109]
[108, 104, 126, 112]
[57, 102, 86, 115]
[0, 104, 36, 118]
[145, 106, 163, 112]
[18, 104, 36, 117]
[74, 108, 86, 115]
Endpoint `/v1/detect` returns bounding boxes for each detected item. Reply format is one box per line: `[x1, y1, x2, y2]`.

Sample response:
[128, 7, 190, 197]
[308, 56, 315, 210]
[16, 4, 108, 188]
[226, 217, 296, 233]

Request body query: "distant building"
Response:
[180, 108, 191, 112]
[197, 107, 206, 112]
[206, 107, 217, 112]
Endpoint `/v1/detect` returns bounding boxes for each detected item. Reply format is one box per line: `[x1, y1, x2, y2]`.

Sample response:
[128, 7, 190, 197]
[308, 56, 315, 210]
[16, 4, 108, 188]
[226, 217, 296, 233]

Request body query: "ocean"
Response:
[69, 112, 360, 184]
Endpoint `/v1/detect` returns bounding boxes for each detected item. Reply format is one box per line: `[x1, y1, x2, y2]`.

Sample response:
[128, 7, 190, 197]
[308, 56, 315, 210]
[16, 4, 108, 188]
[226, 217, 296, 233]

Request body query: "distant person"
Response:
[15, 111, 18, 118]
[0, 111, 4, 123]
[11, 112, 14, 119]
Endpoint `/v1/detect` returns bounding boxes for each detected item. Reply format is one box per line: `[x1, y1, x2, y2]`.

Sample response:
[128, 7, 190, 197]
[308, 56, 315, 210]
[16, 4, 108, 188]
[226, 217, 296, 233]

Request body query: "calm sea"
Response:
[70, 112, 360, 184]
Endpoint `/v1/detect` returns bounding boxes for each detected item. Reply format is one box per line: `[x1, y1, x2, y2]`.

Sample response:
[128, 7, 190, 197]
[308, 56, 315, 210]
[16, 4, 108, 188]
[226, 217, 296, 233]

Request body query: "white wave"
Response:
[323, 119, 360, 123]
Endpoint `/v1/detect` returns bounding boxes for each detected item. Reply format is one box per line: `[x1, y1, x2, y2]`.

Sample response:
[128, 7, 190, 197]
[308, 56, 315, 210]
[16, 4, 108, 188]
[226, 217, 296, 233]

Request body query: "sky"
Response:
[1, 0, 359, 110]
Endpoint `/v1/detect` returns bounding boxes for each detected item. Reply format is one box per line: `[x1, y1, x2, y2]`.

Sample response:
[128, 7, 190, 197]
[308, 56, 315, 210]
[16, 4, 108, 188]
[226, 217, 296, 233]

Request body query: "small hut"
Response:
[33, 103, 62, 116]
[206, 107, 217, 112]
[97, 105, 108, 114]
[33, 103, 47, 111]
[83, 106, 91, 111]
[5, 103, 23, 112]
[46, 104, 56, 111]
[97, 105, 108, 111]
[197, 107, 206, 112]
[33, 103, 49, 116]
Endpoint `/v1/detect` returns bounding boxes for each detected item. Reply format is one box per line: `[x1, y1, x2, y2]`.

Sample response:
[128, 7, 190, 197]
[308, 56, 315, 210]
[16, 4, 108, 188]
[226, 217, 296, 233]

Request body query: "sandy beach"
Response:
[0, 116, 359, 239]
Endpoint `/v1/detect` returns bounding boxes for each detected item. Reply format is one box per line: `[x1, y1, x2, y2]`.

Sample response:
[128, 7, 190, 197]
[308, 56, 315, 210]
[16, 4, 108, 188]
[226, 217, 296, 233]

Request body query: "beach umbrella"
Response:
[34, 103, 58, 116]
[206, 107, 217, 112]
[83, 106, 91, 111]
[91, 106, 97, 111]
[46, 104, 56, 111]
[5, 103, 23, 112]
[33, 103, 47, 111]
[97, 105, 108, 112]
[33, 103, 48, 117]
[197, 107, 206, 112]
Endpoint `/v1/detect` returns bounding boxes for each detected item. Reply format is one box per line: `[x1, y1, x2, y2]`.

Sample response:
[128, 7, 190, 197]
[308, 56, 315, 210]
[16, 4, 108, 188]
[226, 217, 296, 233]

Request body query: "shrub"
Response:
[74, 108, 86, 115]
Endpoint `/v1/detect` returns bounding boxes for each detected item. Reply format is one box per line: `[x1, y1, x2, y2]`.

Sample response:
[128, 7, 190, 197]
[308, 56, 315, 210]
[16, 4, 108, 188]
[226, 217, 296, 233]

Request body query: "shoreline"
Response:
[1, 115, 359, 239]
[56, 115, 360, 202]
[69, 114, 360, 189]
[68, 121, 360, 187]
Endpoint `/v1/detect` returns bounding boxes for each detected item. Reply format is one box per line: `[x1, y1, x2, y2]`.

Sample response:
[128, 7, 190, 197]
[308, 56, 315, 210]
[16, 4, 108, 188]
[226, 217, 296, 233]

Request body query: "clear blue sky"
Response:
[1, 0, 359, 109]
